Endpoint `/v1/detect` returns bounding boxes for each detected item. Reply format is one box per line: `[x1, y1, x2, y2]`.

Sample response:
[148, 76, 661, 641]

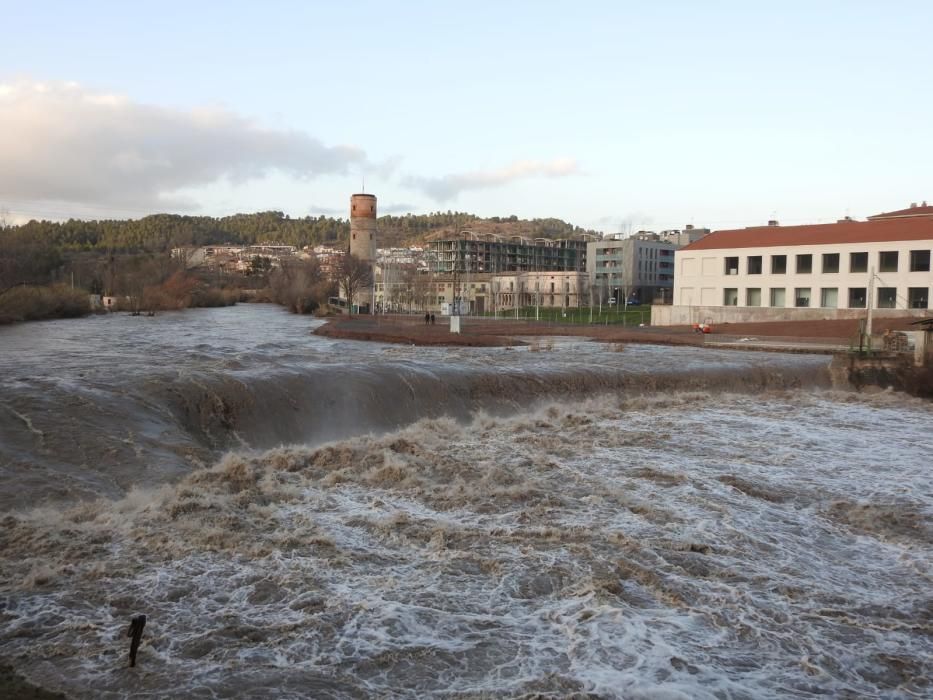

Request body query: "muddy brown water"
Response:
[1, 305, 929, 698]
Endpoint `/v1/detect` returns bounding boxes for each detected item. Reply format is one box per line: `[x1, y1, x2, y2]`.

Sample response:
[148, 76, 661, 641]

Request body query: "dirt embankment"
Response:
[313, 314, 924, 350]
[313, 315, 706, 347]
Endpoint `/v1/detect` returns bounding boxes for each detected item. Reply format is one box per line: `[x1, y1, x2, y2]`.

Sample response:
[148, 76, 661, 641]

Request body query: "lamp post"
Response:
[464, 253, 471, 316]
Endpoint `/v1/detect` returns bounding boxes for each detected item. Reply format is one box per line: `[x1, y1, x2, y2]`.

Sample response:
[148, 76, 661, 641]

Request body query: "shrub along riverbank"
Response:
[0, 284, 91, 324]
[0, 280, 242, 325]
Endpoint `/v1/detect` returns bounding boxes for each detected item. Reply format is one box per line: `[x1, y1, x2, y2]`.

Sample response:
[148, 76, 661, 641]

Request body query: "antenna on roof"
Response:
[361, 176, 365, 193]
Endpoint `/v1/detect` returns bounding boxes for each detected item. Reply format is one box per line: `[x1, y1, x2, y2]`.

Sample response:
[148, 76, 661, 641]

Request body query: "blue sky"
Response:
[1, 0, 931, 232]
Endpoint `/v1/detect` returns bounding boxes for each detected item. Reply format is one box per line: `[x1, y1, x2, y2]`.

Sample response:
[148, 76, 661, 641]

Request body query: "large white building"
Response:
[654, 204, 933, 325]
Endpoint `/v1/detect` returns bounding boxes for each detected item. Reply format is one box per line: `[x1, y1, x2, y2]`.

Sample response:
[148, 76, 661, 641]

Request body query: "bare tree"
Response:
[270, 258, 331, 314]
[338, 254, 373, 314]
[576, 274, 589, 310]
[412, 270, 432, 313]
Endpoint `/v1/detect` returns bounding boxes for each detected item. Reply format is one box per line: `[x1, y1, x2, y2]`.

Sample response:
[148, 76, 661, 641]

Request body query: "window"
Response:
[770, 288, 786, 307]
[850, 252, 868, 273]
[908, 288, 929, 309]
[796, 254, 812, 274]
[820, 288, 838, 308]
[724, 257, 739, 275]
[822, 253, 839, 273]
[879, 251, 898, 273]
[794, 288, 811, 307]
[746, 288, 761, 306]
[848, 288, 866, 308]
[910, 250, 930, 272]
[747, 256, 762, 274]
[877, 287, 897, 309]
[724, 288, 738, 306]
[771, 255, 787, 274]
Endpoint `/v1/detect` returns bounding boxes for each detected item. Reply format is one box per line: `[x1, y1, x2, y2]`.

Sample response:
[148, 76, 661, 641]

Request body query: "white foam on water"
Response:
[1, 389, 931, 698]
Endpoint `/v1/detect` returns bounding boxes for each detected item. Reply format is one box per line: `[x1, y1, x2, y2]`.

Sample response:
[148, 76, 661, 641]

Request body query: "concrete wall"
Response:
[651, 304, 930, 326]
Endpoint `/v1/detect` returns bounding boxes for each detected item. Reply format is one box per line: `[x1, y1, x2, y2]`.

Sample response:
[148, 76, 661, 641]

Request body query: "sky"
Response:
[1, 0, 932, 233]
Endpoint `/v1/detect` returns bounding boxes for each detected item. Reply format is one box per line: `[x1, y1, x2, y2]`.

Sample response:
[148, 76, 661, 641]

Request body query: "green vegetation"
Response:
[486, 306, 652, 326]
[0, 210, 595, 257]
[0, 209, 595, 323]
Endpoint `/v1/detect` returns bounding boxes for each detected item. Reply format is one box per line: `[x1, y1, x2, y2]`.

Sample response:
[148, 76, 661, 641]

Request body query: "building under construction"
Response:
[427, 232, 591, 275]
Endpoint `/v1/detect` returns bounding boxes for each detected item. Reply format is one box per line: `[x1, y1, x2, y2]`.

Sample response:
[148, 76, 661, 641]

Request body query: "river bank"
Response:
[313, 314, 706, 347]
[312, 313, 920, 350]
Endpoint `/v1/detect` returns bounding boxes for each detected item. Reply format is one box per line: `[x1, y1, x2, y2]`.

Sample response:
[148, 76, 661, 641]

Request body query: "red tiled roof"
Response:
[682, 218, 933, 251]
[867, 204, 933, 219]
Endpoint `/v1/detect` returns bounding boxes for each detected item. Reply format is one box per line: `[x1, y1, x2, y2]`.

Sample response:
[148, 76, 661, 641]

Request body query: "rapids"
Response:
[0, 305, 929, 698]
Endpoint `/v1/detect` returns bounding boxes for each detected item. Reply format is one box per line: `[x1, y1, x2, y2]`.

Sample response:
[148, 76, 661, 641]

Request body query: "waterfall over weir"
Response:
[1, 306, 929, 698]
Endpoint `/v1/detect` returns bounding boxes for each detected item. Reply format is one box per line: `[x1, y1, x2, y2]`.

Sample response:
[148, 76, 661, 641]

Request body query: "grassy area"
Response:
[480, 306, 652, 325]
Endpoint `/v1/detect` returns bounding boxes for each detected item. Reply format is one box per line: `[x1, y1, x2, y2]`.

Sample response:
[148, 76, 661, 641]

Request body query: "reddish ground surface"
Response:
[312, 314, 923, 348]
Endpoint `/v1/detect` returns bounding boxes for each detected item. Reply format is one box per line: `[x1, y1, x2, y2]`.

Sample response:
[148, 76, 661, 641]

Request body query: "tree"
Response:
[0, 226, 63, 293]
[338, 254, 373, 314]
[248, 255, 273, 278]
[269, 258, 331, 314]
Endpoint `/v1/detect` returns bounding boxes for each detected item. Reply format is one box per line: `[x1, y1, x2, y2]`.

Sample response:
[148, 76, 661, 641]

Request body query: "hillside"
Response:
[0, 211, 597, 254]
[0, 211, 598, 293]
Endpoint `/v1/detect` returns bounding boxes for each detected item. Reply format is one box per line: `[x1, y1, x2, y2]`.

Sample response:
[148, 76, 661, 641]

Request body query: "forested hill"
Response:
[1, 211, 597, 253]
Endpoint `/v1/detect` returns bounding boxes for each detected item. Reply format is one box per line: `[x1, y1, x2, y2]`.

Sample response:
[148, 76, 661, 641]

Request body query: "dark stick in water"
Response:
[127, 615, 146, 667]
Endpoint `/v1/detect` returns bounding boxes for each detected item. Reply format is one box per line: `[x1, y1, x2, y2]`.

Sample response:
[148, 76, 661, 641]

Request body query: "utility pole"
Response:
[866, 265, 875, 340]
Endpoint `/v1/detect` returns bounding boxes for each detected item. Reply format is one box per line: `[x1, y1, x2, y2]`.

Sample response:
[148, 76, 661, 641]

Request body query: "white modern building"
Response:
[654, 205, 933, 325]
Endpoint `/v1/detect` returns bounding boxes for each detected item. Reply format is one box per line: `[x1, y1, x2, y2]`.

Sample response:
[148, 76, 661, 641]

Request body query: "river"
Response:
[0, 305, 930, 698]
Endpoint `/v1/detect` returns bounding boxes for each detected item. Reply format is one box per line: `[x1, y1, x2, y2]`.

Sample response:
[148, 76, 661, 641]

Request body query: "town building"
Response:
[308, 245, 345, 277]
[374, 269, 591, 316]
[427, 233, 589, 275]
[655, 207, 933, 325]
[169, 244, 296, 273]
[490, 271, 590, 312]
[585, 226, 708, 305]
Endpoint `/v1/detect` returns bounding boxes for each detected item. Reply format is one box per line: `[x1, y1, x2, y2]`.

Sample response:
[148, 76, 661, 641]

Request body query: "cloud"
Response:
[406, 158, 579, 201]
[379, 202, 419, 214]
[306, 204, 345, 217]
[0, 80, 368, 213]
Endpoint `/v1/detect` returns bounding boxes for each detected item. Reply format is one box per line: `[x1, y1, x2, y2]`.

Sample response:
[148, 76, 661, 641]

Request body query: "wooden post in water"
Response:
[127, 614, 146, 667]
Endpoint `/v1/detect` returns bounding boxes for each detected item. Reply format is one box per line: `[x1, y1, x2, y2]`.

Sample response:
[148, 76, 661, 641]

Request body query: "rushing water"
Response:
[0, 305, 930, 698]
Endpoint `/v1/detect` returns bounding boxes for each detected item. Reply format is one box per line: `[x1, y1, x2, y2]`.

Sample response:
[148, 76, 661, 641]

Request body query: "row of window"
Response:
[724, 250, 931, 276]
[722, 287, 930, 309]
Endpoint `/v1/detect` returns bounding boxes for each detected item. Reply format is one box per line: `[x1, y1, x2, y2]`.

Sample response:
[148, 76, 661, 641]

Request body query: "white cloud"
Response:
[406, 158, 579, 201]
[0, 80, 370, 213]
[379, 201, 419, 214]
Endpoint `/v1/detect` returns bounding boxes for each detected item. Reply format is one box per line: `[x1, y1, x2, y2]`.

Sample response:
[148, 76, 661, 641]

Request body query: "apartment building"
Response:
[428, 235, 588, 275]
[586, 233, 677, 304]
[657, 209, 933, 325]
[491, 271, 589, 310]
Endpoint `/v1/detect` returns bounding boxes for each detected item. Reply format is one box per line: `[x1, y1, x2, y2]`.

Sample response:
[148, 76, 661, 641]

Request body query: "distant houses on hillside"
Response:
[169, 201, 933, 323]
